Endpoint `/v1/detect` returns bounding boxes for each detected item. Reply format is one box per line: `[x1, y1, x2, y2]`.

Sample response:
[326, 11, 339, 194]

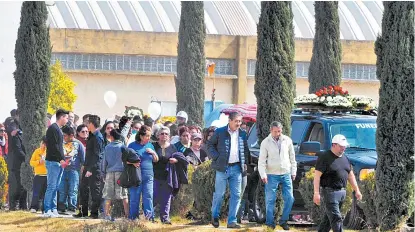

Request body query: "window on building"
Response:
[247, 59, 377, 81]
[51, 53, 236, 76]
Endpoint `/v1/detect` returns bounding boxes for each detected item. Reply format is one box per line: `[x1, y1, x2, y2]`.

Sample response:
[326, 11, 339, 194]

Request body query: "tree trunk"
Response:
[308, 1, 342, 93]
[254, 1, 296, 142]
[374, 2, 414, 230]
[176, 1, 206, 127]
[14, 2, 51, 192]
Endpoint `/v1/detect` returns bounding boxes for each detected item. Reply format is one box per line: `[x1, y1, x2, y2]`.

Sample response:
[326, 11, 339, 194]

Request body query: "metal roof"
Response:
[46, 1, 383, 41]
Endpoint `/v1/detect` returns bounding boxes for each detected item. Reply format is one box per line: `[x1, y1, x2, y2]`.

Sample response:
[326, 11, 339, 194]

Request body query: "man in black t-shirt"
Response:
[313, 134, 362, 232]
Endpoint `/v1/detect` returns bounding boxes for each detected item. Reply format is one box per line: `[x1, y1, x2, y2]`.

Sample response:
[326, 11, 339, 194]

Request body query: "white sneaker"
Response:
[52, 209, 60, 217]
[43, 210, 54, 218]
[30, 209, 37, 213]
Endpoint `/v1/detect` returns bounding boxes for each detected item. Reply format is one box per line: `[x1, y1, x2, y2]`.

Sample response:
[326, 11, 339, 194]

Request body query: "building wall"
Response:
[246, 78, 380, 105]
[50, 29, 380, 118]
[68, 71, 233, 119]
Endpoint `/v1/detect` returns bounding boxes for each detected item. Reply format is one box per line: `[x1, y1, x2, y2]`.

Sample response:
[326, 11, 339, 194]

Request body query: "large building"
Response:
[46, 1, 383, 119]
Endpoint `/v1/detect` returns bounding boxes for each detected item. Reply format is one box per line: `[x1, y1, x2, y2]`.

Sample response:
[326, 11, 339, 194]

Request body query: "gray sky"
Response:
[0, 1, 21, 121]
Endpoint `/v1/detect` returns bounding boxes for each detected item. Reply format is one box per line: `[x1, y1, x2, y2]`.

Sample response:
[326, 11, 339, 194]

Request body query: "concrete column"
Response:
[234, 36, 248, 104]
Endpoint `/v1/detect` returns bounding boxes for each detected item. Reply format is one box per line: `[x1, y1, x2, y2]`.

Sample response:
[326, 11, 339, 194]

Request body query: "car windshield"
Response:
[330, 122, 376, 150]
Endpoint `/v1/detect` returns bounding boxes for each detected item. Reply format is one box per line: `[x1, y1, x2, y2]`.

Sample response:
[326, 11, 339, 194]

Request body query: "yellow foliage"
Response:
[157, 116, 177, 124]
[47, 61, 77, 114]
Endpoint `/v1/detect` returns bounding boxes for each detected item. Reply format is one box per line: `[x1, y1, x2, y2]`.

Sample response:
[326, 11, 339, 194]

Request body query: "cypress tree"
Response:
[308, 2, 342, 93]
[374, 2, 414, 230]
[255, 1, 295, 142]
[14, 2, 51, 192]
[176, 1, 206, 127]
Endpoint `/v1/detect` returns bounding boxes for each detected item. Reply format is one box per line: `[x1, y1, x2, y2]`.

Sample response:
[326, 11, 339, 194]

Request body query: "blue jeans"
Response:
[211, 165, 242, 224]
[44, 161, 64, 212]
[265, 174, 294, 227]
[318, 188, 346, 232]
[129, 173, 154, 220]
[58, 169, 80, 211]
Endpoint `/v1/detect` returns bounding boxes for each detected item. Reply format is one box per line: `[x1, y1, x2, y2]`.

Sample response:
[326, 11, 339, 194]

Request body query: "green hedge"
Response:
[299, 168, 353, 224]
[0, 157, 8, 208]
[191, 160, 229, 221]
[170, 165, 195, 217]
[357, 172, 377, 229]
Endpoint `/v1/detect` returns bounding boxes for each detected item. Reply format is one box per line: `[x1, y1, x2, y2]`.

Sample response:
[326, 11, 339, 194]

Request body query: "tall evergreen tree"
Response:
[255, 1, 295, 142]
[14, 2, 51, 192]
[374, 2, 414, 230]
[176, 1, 206, 127]
[308, 1, 342, 93]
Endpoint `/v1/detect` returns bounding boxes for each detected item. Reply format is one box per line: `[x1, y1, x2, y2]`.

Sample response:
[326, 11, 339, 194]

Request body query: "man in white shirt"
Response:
[258, 121, 297, 230]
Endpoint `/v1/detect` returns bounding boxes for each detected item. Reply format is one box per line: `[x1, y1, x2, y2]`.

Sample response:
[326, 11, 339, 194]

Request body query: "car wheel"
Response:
[253, 180, 266, 224]
[344, 199, 365, 229]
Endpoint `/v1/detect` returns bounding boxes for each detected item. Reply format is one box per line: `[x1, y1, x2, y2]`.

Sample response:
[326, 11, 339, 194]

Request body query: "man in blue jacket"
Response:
[208, 112, 250, 229]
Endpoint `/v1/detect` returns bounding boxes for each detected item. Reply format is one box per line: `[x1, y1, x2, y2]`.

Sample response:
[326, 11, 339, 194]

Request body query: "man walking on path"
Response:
[44, 109, 69, 217]
[313, 134, 362, 232]
[208, 112, 249, 229]
[258, 121, 297, 230]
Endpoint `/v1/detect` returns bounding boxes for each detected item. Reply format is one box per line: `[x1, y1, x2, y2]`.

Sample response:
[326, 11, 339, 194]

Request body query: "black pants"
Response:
[318, 188, 346, 232]
[79, 169, 102, 216]
[9, 170, 27, 210]
[30, 175, 47, 211]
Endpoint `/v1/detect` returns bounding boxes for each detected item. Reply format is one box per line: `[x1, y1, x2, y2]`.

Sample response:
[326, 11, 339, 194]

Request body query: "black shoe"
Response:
[227, 223, 241, 229]
[212, 218, 219, 228]
[73, 212, 87, 218]
[237, 218, 241, 224]
[89, 214, 99, 219]
[280, 223, 290, 231]
[162, 220, 172, 225]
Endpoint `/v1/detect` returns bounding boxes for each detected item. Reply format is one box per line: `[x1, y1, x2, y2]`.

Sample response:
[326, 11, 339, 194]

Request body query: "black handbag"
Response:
[117, 164, 141, 188]
[117, 147, 142, 188]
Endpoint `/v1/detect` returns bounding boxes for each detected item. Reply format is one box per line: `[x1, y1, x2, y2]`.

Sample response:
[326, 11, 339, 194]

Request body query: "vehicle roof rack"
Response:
[293, 107, 377, 116]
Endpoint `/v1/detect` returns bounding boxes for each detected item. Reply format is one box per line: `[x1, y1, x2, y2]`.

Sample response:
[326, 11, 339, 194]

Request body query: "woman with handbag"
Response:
[128, 125, 158, 220]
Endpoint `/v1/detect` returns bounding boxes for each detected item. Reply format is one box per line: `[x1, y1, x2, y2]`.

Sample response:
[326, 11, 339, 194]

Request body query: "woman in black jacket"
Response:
[152, 126, 178, 224]
[183, 133, 209, 166]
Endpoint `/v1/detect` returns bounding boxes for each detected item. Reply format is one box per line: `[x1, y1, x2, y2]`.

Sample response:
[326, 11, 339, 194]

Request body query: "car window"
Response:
[247, 124, 259, 149]
[291, 120, 309, 145]
[305, 122, 325, 149]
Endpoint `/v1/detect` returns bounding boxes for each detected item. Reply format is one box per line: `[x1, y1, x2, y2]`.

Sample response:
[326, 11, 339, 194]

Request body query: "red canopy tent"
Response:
[220, 104, 257, 122]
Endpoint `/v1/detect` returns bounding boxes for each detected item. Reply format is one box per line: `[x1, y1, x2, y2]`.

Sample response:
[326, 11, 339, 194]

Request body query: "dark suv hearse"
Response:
[244, 110, 377, 229]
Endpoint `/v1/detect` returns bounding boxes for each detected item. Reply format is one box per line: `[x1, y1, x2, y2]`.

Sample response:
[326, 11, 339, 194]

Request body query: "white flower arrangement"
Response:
[325, 95, 353, 108]
[350, 95, 377, 108]
[294, 94, 320, 104]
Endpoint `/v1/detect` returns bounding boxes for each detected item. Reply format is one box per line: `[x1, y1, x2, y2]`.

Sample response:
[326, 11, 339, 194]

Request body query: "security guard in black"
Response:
[315, 150, 351, 189]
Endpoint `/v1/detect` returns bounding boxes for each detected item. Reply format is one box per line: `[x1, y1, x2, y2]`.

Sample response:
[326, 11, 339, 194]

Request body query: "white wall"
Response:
[0, 2, 21, 122]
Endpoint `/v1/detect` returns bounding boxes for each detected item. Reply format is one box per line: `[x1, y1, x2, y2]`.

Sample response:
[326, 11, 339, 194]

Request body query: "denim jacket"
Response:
[207, 125, 250, 173]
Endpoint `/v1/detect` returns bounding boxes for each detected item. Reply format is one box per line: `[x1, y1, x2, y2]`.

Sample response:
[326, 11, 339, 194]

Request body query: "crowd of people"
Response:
[0, 109, 219, 224]
[0, 108, 361, 231]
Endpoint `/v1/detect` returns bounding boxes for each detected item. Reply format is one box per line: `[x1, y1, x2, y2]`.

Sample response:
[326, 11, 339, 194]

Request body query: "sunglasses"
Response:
[0, 130, 5, 132]
[160, 132, 169, 136]
[80, 130, 89, 133]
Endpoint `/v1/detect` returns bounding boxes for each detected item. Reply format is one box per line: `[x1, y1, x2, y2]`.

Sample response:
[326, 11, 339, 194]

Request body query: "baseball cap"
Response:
[176, 111, 188, 122]
[191, 133, 203, 140]
[332, 134, 349, 147]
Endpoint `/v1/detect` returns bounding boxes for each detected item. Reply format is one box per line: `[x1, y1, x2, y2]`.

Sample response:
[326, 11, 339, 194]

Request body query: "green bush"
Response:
[357, 172, 377, 229]
[170, 165, 195, 216]
[191, 160, 229, 221]
[299, 168, 353, 224]
[0, 157, 8, 208]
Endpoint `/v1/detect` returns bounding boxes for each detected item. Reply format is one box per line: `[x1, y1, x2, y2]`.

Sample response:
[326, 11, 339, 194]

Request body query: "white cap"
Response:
[176, 111, 188, 123]
[332, 134, 349, 147]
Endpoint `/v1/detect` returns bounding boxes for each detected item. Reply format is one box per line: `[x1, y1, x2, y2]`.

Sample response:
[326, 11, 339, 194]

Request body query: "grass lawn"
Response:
[0, 211, 361, 232]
